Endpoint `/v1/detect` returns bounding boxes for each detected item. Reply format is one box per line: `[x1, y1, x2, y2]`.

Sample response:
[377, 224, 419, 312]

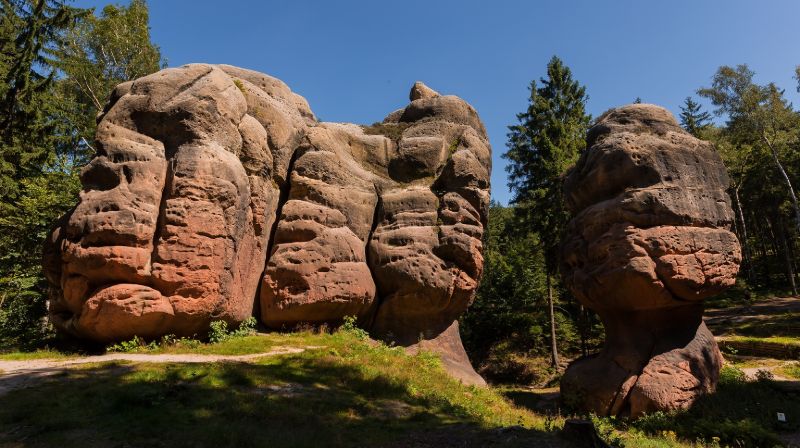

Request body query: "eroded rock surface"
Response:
[560, 104, 741, 416]
[43, 64, 490, 385]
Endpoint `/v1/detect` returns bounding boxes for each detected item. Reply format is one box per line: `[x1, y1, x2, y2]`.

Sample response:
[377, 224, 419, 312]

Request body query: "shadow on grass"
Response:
[0, 356, 562, 448]
[501, 388, 561, 415]
[708, 312, 800, 339]
[628, 372, 800, 448]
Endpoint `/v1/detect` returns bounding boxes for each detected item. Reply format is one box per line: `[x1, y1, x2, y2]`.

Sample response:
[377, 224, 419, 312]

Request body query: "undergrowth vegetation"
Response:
[106, 317, 259, 353]
[595, 365, 800, 448]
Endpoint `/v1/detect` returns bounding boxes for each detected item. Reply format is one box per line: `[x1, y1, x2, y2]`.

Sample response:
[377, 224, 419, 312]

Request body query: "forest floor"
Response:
[705, 295, 800, 385]
[705, 296, 800, 337]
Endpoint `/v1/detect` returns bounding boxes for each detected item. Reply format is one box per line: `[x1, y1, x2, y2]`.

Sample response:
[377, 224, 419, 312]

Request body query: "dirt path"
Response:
[0, 346, 314, 396]
[705, 296, 800, 329]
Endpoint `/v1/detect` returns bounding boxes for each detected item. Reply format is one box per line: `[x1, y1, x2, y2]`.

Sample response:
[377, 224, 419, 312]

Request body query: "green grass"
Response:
[704, 280, 793, 309]
[724, 335, 800, 347]
[777, 362, 800, 379]
[607, 365, 800, 448]
[0, 328, 733, 447]
[0, 347, 75, 361]
[124, 332, 332, 356]
[0, 329, 563, 447]
[712, 313, 800, 339]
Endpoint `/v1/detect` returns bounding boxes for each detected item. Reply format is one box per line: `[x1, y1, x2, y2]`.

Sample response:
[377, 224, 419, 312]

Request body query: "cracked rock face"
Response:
[43, 65, 490, 385]
[559, 104, 741, 417]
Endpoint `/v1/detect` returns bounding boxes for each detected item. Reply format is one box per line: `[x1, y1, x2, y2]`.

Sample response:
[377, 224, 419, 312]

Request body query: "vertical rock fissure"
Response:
[364, 188, 384, 331]
[148, 156, 175, 284]
[258, 145, 306, 315]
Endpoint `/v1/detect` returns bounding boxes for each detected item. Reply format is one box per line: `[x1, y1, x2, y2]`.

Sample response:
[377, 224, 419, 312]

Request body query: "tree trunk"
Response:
[775, 216, 798, 296]
[547, 273, 559, 368]
[755, 218, 771, 282]
[732, 186, 755, 283]
[764, 135, 800, 233]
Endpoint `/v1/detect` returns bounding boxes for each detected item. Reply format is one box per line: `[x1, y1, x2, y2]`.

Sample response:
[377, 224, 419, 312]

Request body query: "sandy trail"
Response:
[0, 346, 313, 396]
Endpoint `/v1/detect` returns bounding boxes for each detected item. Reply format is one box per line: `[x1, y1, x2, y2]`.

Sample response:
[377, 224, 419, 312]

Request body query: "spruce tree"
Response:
[0, 0, 83, 196]
[504, 56, 591, 367]
[679, 96, 711, 136]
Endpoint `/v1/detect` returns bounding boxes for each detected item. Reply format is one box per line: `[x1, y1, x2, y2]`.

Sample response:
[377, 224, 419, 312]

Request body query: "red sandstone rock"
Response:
[43, 65, 490, 385]
[560, 104, 741, 416]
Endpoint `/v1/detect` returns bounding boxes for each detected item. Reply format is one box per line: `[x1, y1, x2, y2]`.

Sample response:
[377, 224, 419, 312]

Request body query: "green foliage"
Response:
[53, 0, 163, 163]
[504, 55, 590, 272]
[0, 148, 79, 349]
[678, 96, 711, 137]
[590, 414, 626, 447]
[700, 64, 800, 293]
[462, 57, 590, 376]
[0, 0, 85, 196]
[795, 65, 799, 93]
[341, 315, 369, 340]
[109, 318, 259, 352]
[208, 316, 258, 343]
[616, 364, 798, 447]
[208, 320, 230, 344]
[462, 202, 603, 378]
[108, 336, 154, 352]
[0, 0, 163, 350]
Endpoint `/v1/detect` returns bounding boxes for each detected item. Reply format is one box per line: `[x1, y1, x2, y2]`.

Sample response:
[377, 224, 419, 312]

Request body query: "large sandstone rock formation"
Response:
[560, 104, 741, 417]
[43, 65, 490, 385]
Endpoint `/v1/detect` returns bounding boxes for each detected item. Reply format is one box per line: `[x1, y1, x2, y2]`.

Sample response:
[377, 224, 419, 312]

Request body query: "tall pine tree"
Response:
[679, 96, 711, 137]
[504, 56, 591, 367]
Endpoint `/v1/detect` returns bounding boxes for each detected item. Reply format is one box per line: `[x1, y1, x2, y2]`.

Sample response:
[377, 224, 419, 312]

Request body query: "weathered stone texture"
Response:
[43, 64, 490, 385]
[560, 104, 741, 416]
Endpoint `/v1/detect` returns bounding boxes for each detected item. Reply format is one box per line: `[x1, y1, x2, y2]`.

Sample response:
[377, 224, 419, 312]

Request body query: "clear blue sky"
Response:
[74, 0, 800, 204]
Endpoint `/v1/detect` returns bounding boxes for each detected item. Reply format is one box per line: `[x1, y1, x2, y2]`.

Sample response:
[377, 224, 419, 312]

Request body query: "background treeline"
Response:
[462, 57, 800, 384]
[0, 0, 162, 349]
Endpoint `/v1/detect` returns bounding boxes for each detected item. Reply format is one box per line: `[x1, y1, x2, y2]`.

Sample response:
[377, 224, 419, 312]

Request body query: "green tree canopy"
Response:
[699, 64, 800, 233]
[0, 0, 84, 198]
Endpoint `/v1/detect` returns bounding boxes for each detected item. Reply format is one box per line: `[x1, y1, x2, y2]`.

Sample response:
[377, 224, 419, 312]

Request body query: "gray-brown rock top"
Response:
[560, 104, 741, 417]
[43, 65, 491, 386]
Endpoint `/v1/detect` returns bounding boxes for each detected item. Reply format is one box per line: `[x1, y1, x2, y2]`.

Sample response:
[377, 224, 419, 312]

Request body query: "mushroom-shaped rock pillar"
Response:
[559, 104, 741, 416]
